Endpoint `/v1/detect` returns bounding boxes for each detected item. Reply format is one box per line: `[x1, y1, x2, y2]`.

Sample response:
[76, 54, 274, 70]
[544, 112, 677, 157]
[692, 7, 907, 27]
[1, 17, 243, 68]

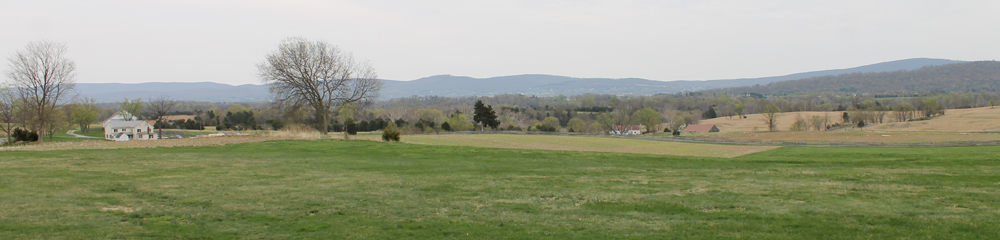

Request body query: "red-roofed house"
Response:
[683, 124, 720, 133]
[610, 125, 643, 135]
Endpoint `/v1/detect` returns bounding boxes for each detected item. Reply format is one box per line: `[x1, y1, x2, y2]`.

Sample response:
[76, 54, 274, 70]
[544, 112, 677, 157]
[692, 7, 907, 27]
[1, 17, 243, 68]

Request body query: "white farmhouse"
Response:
[610, 125, 643, 135]
[104, 121, 158, 141]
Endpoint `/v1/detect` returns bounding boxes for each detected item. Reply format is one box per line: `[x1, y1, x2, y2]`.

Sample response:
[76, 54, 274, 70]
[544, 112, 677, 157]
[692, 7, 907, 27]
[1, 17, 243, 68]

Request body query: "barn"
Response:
[683, 124, 720, 133]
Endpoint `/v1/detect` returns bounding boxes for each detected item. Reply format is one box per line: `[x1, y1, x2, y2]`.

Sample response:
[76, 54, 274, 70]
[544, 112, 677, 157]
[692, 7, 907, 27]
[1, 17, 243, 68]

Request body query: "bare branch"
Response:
[258, 38, 382, 134]
[4, 41, 76, 142]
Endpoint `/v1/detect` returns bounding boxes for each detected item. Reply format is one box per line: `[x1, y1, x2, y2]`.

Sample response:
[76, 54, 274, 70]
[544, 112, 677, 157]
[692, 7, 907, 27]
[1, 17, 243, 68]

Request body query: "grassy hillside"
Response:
[2, 140, 999, 239]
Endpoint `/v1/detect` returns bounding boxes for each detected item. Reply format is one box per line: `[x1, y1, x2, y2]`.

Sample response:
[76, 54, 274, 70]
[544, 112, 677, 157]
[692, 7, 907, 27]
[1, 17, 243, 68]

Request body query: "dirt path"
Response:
[67, 130, 99, 138]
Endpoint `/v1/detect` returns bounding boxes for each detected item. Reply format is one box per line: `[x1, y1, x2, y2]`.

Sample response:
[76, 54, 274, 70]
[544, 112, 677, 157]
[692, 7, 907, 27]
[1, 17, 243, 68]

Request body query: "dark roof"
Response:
[683, 124, 719, 133]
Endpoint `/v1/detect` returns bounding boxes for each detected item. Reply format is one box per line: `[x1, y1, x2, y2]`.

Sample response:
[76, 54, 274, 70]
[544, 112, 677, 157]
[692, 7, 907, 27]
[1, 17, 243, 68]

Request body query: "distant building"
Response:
[104, 121, 158, 141]
[683, 124, 720, 133]
[611, 125, 643, 135]
[103, 111, 158, 141]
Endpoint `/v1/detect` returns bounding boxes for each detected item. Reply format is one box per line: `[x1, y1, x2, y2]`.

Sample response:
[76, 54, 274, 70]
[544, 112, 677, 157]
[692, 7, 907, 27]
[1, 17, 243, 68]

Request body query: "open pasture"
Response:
[700, 107, 1000, 133]
[700, 111, 846, 132]
[2, 140, 1000, 239]
[872, 106, 1000, 132]
[697, 130, 1000, 144]
[402, 134, 778, 158]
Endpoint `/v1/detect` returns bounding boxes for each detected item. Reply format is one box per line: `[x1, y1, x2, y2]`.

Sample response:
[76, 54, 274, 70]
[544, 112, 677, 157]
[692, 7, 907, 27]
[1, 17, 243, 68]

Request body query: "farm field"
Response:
[872, 107, 1000, 132]
[696, 130, 1000, 144]
[701, 111, 846, 132]
[2, 140, 1000, 239]
[700, 106, 1000, 133]
[402, 134, 778, 158]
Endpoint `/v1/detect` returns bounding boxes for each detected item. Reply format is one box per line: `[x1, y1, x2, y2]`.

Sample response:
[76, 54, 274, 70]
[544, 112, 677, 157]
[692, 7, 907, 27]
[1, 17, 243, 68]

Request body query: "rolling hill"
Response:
[709, 61, 1000, 95]
[74, 58, 963, 102]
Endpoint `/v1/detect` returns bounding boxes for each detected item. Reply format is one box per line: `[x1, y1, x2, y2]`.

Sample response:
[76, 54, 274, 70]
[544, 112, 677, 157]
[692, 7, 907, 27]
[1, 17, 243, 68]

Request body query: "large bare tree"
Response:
[146, 95, 176, 137]
[258, 37, 381, 134]
[4, 41, 76, 143]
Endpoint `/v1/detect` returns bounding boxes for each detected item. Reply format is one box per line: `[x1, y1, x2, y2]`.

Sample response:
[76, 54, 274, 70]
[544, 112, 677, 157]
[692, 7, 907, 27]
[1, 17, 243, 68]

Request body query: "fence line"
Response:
[412, 131, 1000, 147]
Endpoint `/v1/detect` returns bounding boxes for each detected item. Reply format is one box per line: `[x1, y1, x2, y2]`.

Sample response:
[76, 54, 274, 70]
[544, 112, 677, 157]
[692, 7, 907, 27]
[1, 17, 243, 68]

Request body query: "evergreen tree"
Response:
[473, 100, 500, 130]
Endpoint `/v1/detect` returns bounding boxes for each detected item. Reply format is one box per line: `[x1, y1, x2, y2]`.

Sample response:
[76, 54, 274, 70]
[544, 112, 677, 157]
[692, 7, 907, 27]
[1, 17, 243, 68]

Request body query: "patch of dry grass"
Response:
[701, 107, 1000, 133]
[701, 111, 846, 132]
[0, 136, 281, 151]
[402, 134, 779, 158]
[698, 130, 1000, 143]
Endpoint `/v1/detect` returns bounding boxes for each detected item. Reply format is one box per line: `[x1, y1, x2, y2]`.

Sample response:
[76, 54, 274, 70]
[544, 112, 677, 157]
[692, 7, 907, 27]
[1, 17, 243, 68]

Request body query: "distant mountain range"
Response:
[74, 58, 964, 102]
[709, 61, 1000, 95]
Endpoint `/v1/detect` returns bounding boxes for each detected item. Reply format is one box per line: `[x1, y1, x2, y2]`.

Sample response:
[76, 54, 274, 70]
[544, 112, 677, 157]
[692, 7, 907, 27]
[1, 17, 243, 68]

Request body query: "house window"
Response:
[114, 129, 118, 133]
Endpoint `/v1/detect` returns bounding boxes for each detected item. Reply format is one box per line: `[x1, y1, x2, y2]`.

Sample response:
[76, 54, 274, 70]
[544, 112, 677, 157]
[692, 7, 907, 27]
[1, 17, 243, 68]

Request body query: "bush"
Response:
[266, 119, 285, 130]
[345, 118, 358, 135]
[790, 114, 809, 132]
[441, 122, 451, 131]
[381, 122, 401, 142]
[12, 128, 38, 142]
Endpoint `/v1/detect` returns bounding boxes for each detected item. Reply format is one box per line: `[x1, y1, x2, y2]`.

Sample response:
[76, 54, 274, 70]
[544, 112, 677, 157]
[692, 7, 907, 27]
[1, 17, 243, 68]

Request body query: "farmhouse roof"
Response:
[103, 112, 137, 123]
[105, 120, 147, 129]
[613, 125, 642, 131]
[683, 124, 719, 133]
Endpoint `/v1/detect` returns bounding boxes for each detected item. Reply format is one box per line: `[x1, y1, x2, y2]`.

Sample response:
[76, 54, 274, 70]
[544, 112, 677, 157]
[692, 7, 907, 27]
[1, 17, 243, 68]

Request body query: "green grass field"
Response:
[1, 140, 999, 239]
[42, 128, 106, 142]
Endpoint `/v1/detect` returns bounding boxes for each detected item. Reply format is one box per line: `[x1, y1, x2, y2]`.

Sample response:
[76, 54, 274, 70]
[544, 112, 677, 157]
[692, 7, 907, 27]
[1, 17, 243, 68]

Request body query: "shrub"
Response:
[345, 118, 358, 135]
[789, 114, 809, 132]
[12, 128, 38, 142]
[441, 122, 451, 131]
[381, 122, 401, 142]
[267, 119, 285, 130]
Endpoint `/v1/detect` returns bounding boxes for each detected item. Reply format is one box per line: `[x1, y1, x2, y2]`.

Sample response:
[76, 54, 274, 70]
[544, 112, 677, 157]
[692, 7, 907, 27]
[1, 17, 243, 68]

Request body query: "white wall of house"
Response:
[104, 121, 158, 141]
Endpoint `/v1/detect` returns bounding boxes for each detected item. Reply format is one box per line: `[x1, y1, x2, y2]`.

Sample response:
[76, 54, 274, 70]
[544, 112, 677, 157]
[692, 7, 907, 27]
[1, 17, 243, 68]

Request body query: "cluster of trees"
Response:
[1, 41, 77, 143]
[217, 111, 262, 131]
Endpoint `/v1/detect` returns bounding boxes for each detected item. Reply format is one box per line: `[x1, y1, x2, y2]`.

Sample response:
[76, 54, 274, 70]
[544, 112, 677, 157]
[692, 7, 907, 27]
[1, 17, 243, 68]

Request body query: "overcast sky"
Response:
[1, 0, 998, 85]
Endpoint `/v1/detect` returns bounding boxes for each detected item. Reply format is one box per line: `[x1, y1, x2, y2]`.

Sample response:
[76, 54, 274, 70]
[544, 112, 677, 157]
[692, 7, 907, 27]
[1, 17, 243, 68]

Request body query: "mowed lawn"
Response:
[1, 140, 1000, 239]
[403, 134, 778, 158]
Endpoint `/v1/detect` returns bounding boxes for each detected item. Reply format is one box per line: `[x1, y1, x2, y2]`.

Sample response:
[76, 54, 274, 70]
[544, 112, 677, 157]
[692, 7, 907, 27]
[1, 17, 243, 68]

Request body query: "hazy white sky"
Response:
[1, 0, 998, 85]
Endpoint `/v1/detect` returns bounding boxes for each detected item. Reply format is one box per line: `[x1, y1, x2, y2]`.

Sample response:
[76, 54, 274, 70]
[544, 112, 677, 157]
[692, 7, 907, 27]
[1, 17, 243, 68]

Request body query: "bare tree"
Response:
[761, 103, 780, 131]
[147, 96, 176, 121]
[4, 41, 76, 143]
[146, 95, 176, 137]
[809, 115, 827, 131]
[258, 37, 382, 134]
[0, 87, 16, 143]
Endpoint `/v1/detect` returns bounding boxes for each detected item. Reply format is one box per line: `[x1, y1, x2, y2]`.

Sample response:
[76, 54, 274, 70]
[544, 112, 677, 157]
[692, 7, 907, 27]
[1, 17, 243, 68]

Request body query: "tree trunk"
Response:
[315, 106, 328, 135]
